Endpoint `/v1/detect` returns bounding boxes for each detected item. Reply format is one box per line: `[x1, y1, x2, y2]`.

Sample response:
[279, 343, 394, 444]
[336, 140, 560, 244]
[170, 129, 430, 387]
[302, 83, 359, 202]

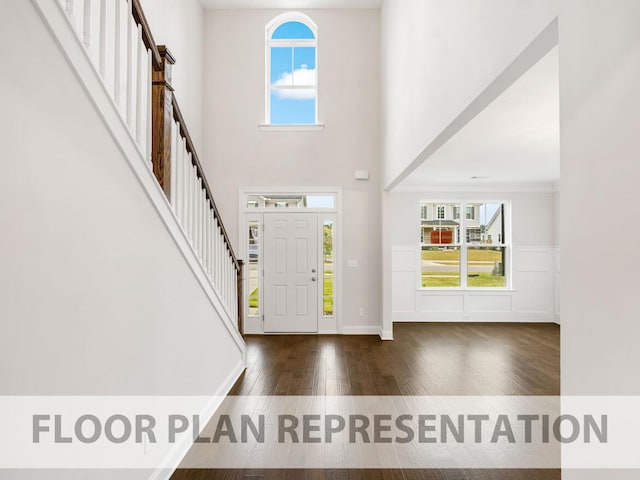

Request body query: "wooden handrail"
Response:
[131, 0, 162, 70]
[58, 0, 242, 320]
[171, 94, 240, 272]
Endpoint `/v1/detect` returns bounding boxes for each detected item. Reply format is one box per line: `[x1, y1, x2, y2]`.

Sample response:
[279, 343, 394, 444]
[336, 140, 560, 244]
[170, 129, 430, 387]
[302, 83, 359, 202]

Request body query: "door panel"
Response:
[264, 212, 318, 333]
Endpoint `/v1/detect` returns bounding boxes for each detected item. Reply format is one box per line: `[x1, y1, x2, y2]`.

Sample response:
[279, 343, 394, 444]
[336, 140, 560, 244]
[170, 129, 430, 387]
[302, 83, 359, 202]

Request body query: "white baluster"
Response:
[214, 210, 216, 280]
[230, 257, 234, 310]
[218, 228, 223, 299]
[233, 266, 238, 324]
[224, 248, 229, 307]
[146, 48, 152, 163]
[181, 138, 188, 227]
[221, 225, 226, 296]
[198, 183, 202, 258]
[135, 25, 144, 147]
[211, 218, 218, 282]
[185, 160, 190, 240]
[202, 195, 207, 265]
[193, 170, 202, 251]
[208, 207, 212, 275]
[175, 133, 182, 221]
[126, 1, 134, 129]
[83, 0, 91, 48]
[222, 232, 226, 300]
[180, 142, 187, 228]
[182, 150, 188, 234]
[186, 156, 192, 241]
[199, 191, 204, 262]
[219, 224, 224, 295]
[225, 259, 229, 309]
[113, 0, 122, 106]
[202, 205, 208, 275]
[203, 204, 208, 275]
[232, 261, 236, 313]
[207, 202, 213, 278]
[211, 219, 218, 289]
[196, 181, 202, 258]
[202, 194, 207, 264]
[199, 186, 204, 261]
[189, 165, 194, 245]
[191, 165, 197, 245]
[196, 175, 201, 254]
[170, 120, 178, 212]
[213, 218, 220, 294]
[227, 257, 233, 314]
[222, 258, 229, 306]
[99, 0, 107, 77]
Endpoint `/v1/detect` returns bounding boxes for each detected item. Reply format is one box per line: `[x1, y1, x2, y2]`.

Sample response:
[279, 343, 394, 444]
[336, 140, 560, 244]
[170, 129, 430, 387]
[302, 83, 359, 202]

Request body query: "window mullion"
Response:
[290, 46, 294, 87]
[461, 203, 468, 288]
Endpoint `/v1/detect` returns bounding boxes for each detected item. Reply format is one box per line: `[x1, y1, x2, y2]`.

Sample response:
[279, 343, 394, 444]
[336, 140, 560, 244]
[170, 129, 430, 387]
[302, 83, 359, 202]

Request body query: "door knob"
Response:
[311, 277, 317, 282]
[312, 269, 316, 273]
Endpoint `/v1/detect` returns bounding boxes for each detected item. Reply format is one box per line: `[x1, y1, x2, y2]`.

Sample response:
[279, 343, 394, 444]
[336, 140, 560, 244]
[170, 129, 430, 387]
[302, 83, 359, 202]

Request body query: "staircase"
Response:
[33, 0, 244, 334]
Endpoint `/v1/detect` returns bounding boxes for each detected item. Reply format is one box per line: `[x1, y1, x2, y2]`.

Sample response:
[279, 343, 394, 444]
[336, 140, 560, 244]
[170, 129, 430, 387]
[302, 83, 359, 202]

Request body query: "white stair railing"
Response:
[58, 0, 153, 163]
[52, 0, 243, 331]
[170, 102, 241, 323]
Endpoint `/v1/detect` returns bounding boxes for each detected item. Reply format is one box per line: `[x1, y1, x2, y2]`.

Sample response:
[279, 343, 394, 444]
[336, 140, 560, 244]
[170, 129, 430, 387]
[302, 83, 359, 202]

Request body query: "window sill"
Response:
[417, 288, 517, 293]
[258, 124, 325, 132]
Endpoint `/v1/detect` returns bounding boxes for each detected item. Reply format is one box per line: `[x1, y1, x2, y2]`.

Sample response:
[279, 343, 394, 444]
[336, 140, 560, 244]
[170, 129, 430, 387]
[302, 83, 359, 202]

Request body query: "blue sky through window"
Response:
[272, 21, 315, 40]
[269, 21, 317, 124]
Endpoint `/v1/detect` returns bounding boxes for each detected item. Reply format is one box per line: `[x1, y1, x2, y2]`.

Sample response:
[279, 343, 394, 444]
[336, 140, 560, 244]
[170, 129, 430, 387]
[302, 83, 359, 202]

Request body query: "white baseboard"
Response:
[379, 329, 394, 340]
[393, 311, 554, 323]
[342, 325, 381, 335]
[149, 360, 245, 480]
[318, 328, 339, 334]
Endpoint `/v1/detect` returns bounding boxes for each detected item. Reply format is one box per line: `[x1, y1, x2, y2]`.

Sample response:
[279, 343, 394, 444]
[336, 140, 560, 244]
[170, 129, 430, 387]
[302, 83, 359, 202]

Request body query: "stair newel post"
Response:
[236, 259, 245, 335]
[151, 45, 176, 200]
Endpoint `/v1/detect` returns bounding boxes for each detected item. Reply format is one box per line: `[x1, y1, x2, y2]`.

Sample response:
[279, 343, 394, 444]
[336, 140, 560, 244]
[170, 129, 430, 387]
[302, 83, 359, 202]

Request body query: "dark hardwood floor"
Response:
[172, 322, 561, 480]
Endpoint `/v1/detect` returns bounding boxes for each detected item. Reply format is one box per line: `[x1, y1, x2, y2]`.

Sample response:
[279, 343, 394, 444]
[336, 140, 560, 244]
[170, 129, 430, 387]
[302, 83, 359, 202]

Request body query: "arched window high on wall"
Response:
[266, 13, 317, 125]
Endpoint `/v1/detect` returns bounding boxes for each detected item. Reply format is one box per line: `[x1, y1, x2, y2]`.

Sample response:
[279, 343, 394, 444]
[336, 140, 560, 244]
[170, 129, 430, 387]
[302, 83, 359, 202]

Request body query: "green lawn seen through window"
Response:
[421, 247, 506, 288]
[248, 273, 334, 315]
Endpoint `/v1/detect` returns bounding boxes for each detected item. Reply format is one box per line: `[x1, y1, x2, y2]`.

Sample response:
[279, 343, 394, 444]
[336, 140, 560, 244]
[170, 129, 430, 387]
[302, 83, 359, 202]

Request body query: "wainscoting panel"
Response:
[418, 293, 464, 312]
[392, 245, 556, 323]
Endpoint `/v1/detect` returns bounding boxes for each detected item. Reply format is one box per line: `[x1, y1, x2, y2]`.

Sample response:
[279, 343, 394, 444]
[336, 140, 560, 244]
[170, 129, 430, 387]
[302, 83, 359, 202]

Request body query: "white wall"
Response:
[380, 0, 558, 188]
[0, 0, 242, 405]
[553, 190, 560, 324]
[140, 0, 205, 147]
[202, 9, 381, 333]
[560, 2, 640, 477]
[560, 1, 640, 394]
[391, 190, 556, 323]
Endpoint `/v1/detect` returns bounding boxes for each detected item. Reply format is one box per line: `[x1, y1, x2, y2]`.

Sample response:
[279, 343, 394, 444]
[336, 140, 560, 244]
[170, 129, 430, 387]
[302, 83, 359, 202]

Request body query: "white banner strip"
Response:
[0, 396, 637, 469]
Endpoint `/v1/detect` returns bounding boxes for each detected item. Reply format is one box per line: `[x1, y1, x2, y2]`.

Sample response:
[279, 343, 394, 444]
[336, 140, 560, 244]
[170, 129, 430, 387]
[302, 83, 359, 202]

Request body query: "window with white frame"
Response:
[266, 13, 317, 125]
[421, 204, 428, 220]
[420, 202, 508, 288]
[466, 206, 475, 220]
[247, 220, 260, 316]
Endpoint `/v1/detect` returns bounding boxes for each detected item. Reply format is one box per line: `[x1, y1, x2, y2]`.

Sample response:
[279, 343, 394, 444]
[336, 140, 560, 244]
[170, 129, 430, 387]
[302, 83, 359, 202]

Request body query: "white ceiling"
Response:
[398, 46, 560, 189]
[201, 0, 381, 9]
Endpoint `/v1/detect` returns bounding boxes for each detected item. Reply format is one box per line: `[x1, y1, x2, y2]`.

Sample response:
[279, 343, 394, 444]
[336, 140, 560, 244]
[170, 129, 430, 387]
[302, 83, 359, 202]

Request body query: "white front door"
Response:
[263, 212, 318, 333]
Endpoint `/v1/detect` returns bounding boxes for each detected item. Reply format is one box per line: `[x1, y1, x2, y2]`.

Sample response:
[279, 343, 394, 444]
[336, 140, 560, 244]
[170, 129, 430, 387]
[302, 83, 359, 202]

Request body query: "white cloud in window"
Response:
[272, 66, 316, 99]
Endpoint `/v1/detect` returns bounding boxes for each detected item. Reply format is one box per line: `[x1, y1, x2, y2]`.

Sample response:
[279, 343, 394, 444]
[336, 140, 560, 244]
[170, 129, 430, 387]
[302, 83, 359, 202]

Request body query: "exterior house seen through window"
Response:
[420, 202, 508, 288]
[266, 13, 317, 125]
